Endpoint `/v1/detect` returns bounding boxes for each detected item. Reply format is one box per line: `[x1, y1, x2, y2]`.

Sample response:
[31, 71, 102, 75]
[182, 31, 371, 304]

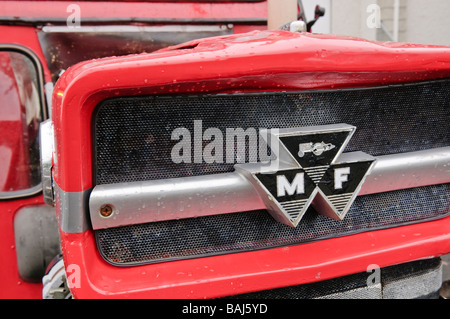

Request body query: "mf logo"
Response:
[236, 124, 375, 227]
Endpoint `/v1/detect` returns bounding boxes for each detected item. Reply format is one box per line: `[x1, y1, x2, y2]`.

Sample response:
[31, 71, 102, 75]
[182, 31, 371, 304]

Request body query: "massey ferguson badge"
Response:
[236, 124, 376, 227]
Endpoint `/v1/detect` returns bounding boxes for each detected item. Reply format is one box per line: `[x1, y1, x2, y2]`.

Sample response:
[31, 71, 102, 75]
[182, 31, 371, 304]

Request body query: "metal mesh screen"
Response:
[225, 258, 442, 299]
[94, 80, 450, 185]
[93, 79, 450, 266]
[96, 184, 450, 266]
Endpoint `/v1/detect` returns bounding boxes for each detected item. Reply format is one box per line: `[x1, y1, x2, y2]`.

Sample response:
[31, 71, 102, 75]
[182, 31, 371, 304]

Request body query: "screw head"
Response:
[99, 204, 114, 217]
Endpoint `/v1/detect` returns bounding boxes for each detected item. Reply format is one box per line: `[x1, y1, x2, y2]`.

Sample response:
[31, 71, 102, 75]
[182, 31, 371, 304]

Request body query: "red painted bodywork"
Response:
[0, 26, 51, 82]
[51, 30, 450, 298]
[0, 0, 260, 299]
[61, 215, 450, 298]
[0, 196, 44, 299]
[0, 1, 449, 299]
[0, 0, 267, 22]
[0, 26, 50, 298]
[0, 52, 31, 192]
[53, 31, 450, 192]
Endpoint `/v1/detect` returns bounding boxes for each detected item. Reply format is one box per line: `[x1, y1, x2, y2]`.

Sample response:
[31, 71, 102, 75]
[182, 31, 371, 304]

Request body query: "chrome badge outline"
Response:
[235, 124, 376, 227]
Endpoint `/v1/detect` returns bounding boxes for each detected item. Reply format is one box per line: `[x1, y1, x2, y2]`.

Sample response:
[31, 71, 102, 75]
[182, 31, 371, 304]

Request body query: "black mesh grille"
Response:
[93, 79, 450, 266]
[94, 80, 450, 185]
[225, 258, 442, 299]
[96, 184, 450, 266]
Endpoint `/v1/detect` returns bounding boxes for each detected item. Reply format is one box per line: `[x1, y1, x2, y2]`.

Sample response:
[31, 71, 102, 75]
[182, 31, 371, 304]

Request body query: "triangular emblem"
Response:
[235, 124, 375, 227]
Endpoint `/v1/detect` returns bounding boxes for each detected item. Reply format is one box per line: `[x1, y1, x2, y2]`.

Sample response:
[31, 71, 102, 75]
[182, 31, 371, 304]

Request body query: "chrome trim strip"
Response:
[44, 82, 53, 118]
[89, 147, 450, 230]
[54, 182, 91, 233]
[42, 25, 232, 34]
[0, 17, 266, 26]
[90, 173, 263, 230]
[39, 120, 55, 206]
[359, 147, 450, 195]
[0, 184, 42, 200]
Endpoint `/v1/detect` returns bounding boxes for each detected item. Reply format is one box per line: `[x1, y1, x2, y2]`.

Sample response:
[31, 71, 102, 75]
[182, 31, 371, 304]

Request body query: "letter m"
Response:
[276, 173, 304, 197]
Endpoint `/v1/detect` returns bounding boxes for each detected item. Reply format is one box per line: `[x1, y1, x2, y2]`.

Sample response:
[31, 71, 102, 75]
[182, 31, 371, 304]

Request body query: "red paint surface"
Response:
[0, 26, 51, 82]
[0, 52, 31, 192]
[1, 20, 449, 298]
[53, 30, 450, 192]
[0, 196, 44, 299]
[61, 215, 450, 298]
[0, 0, 267, 21]
[50, 30, 450, 298]
[0, 26, 51, 299]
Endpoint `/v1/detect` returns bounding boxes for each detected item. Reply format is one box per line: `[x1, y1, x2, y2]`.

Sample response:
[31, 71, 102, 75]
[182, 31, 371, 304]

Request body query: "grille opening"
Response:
[93, 79, 449, 266]
[225, 258, 442, 299]
[96, 184, 450, 266]
[94, 79, 450, 185]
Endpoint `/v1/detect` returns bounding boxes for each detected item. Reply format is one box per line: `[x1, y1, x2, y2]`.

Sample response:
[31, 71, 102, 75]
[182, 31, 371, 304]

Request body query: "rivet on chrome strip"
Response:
[99, 204, 114, 218]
